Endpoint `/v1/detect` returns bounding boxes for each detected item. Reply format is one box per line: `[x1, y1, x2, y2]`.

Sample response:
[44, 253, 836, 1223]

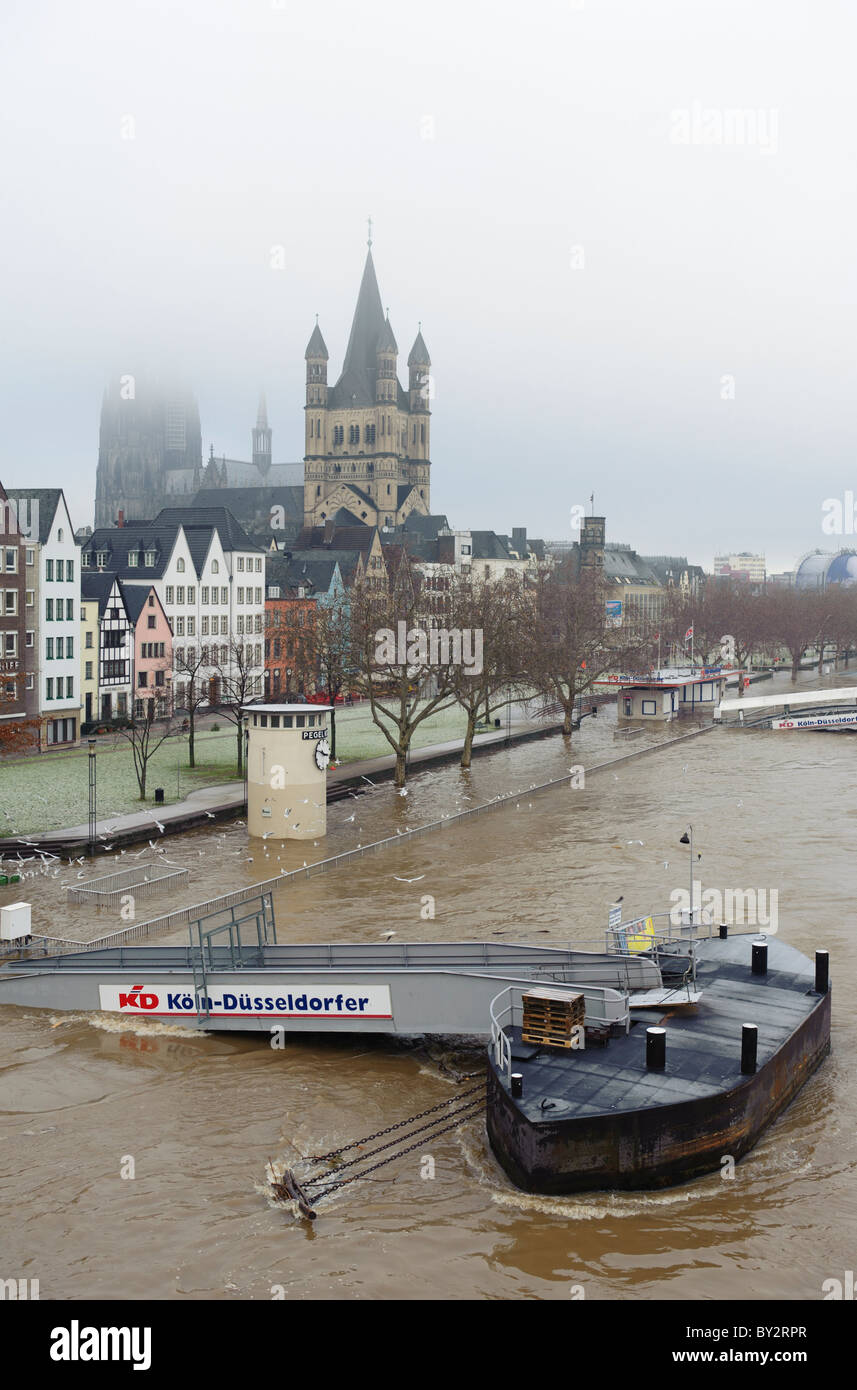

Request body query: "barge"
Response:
[487, 926, 831, 1193]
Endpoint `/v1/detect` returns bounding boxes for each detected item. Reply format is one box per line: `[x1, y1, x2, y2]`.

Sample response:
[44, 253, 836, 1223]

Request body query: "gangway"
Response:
[715, 685, 857, 729]
[0, 938, 662, 1035]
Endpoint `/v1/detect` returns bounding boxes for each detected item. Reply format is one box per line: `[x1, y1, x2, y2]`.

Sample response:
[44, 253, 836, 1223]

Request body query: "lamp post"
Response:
[679, 826, 694, 925]
[87, 737, 97, 855]
[286, 666, 292, 699]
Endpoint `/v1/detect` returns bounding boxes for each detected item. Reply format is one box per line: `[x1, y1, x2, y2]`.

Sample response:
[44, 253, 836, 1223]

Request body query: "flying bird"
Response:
[380, 931, 396, 941]
[393, 875, 425, 884]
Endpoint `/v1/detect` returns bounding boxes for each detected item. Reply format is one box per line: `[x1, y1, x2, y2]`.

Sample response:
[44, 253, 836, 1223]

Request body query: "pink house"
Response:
[125, 585, 173, 719]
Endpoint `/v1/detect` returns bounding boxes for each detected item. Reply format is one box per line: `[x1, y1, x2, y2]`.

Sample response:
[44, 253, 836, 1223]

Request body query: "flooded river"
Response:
[1, 669, 855, 1300]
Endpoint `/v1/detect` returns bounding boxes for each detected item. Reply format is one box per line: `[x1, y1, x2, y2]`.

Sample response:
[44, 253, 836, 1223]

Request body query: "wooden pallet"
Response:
[522, 987, 585, 1049]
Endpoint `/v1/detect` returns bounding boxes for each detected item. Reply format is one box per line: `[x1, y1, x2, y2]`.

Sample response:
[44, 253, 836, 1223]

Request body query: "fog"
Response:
[1, 0, 854, 571]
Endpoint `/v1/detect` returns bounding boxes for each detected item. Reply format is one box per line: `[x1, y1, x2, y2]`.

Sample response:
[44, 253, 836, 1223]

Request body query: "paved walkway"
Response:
[5, 717, 557, 850]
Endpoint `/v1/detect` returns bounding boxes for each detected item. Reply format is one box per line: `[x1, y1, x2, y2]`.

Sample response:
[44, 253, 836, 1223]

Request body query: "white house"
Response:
[6, 488, 81, 748]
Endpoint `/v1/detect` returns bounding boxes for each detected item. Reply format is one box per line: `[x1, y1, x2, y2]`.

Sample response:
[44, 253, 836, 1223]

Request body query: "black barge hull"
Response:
[486, 936, 831, 1194]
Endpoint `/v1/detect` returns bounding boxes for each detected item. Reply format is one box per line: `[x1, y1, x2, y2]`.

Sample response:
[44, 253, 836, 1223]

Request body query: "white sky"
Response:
[1, 0, 854, 572]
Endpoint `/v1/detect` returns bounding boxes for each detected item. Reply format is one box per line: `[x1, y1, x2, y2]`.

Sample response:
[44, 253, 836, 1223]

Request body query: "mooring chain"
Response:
[303, 1081, 484, 1164]
[302, 1095, 484, 1186]
[308, 1100, 485, 1205]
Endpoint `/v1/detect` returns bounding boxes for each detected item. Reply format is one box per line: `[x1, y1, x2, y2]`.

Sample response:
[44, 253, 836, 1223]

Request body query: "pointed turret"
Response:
[329, 250, 387, 407]
[252, 391, 272, 474]
[376, 313, 398, 404]
[305, 318, 329, 409]
[408, 326, 431, 414]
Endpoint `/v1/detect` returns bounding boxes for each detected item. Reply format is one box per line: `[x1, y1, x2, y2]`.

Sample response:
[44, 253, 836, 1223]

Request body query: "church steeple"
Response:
[252, 392, 272, 474]
[305, 319, 328, 408]
[408, 327, 431, 413]
[376, 314, 398, 403]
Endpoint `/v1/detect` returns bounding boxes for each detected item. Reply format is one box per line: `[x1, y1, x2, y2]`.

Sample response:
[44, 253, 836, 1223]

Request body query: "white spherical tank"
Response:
[243, 703, 332, 840]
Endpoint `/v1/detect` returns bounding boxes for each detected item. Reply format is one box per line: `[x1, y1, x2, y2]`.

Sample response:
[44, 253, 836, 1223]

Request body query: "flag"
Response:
[685, 626, 694, 640]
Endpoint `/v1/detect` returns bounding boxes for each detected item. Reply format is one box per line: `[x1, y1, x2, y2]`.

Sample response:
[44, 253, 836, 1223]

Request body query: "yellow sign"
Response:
[625, 916, 655, 954]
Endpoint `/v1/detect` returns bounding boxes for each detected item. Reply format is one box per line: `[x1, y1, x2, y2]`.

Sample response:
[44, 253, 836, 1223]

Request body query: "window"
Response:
[26, 548, 34, 566]
[58, 528, 64, 542]
[220, 616, 228, 634]
[221, 587, 227, 604]
[25, 589, 34, 607]
[3, 590, 16, 615]
[176, 586, 185, 604]
[201, 616, 209, 636]
[187, 587, 195, 604]
[255, 558, 261, 572]
[211, 560, 219, 574]
[255, 587, 262, 604]
[46, 598, 53, 621]
[237, 615, 244, 635]
[237, 587, 244, 604]
[144, 551, 155, 567]
[85, 631, 93, 648]
[148, 594, 154, 607]
[138, 671, 148, 687]
[641, 699, 656, 715]
[66, 676, 74, 699]
[366, 424, 375, 445]
[333, 425, 344, 445]
[237, 557, 244, 572]
[128, 551, 139, 567]
[26, 630, 34, 648]
[201, 645, 209, 664]
[96, 551, 107, 568]
[155, 670, 165, 687]
[202, 586, 209, 604]
[81, 551, 91, 568]
[255, 643, 262, 664]
[175, 616, 185, 636]
[46, 637, 54, 660]
[148, 615, 156, 629]
[254, 614, 262, 633]
[66, 636, 73, 658]
[46, 558, 54, 580]
[46, 677, 53, 700]
[166, 586, 174, 604]
[349, 425, 359, 444]
[269, 585, 281, 599]
[186, 618, 195, 636]
[85, 662, 93, 680]
[296, 714, 305, 728]
[66, 599, 73, 620]
[26, 673, 34, 691]
[177, 558, 185, 573]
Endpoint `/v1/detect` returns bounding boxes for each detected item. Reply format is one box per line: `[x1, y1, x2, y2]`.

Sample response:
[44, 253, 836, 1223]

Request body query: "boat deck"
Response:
[501, 934, 821, 1120]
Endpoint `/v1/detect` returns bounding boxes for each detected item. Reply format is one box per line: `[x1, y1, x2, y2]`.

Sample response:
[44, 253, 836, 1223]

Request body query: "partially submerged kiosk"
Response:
[243, 702, 332, 840]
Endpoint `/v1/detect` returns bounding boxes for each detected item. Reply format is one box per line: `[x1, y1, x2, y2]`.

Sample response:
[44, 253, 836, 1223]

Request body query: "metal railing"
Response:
[66, 863, 188, 906]
[489, 980, 630, 1086]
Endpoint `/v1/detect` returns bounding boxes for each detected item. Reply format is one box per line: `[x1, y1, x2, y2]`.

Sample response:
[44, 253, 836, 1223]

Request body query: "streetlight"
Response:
[87, 737, 97, 855]
[679, 826, 695, 925]
[286, 666, 292, 699]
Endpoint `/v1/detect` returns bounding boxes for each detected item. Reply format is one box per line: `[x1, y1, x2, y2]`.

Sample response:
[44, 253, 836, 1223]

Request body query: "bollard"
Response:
[511, 1073, 523, 1098]
[719, 923, 728, 940]
[646, 1027, 666, 1070]
[741, 1023, 758, 1074]
[815, 950, 829, 994]
[751, 939, 768, 975]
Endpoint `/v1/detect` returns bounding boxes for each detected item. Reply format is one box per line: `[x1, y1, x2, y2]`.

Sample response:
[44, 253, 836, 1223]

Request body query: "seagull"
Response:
[205, 811, 215, 819]
[663, 861, 670, 869]
[344, 814, 355, 823]
[262, 831, 274, 840]
[627, 840, 644, 846]
[361, 776, 375, 787]
[396, 787, 408, 797]
[393, 875, 425, 884]
[380, 931, 396, 941]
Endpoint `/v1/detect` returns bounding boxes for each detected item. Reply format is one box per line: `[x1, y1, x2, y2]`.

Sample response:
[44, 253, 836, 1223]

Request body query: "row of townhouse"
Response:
[81, 507, 266, 711]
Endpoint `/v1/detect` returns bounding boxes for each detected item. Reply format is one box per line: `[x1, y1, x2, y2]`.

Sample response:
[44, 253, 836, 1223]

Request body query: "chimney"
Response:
[512, 526, 526, 558]
[117, 509, 124, 528]
[323, 519, 335, 547]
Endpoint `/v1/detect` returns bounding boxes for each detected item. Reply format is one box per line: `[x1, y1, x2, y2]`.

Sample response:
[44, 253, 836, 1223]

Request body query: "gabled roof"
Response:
[267, 554, 342, 596]
[294, 522, 379, 553]
[81, 571, 125, 617]
[5, 488, 65, 545]
[83, 525, 172, 580]
[151, 507, 261, 554]
[470, 530, 513, 560]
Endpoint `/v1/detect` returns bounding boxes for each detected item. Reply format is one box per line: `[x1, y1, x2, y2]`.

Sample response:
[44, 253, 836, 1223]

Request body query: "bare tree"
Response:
[350, 555, 459, 787]
[524, 559, 645, 735]
[313, 588, 353, 760]
[446, 570, 525, 768]
[172, 644, 210, 768]
[212, 638, 263, 775]
[117, 697, 176, 800]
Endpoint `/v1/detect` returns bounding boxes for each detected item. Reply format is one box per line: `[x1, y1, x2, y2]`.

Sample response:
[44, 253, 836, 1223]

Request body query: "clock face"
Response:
[315, 736, 331, 771]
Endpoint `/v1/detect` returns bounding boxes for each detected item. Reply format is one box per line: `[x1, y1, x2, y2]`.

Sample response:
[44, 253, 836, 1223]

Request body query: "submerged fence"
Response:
[65, 863, 188, 906]
[25, 719, 720, 958]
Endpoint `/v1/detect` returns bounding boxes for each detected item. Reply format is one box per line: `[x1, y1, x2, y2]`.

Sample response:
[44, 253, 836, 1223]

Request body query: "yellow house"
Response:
[80, 596, 99, 729]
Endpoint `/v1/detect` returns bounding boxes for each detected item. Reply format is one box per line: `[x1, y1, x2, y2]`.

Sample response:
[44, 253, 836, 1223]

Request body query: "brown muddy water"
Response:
[0, 670, 855, 1300]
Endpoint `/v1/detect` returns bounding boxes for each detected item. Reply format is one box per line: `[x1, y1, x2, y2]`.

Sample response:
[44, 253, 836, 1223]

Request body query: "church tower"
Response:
[252, 392, 272, 474]
[302, 233, 432, 529]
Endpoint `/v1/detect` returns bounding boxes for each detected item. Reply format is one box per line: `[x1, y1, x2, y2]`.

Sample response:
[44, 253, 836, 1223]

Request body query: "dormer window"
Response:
[81, 552, 90, 567]
[144, 550, 156, 567]
[128, 552, 139, 567]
